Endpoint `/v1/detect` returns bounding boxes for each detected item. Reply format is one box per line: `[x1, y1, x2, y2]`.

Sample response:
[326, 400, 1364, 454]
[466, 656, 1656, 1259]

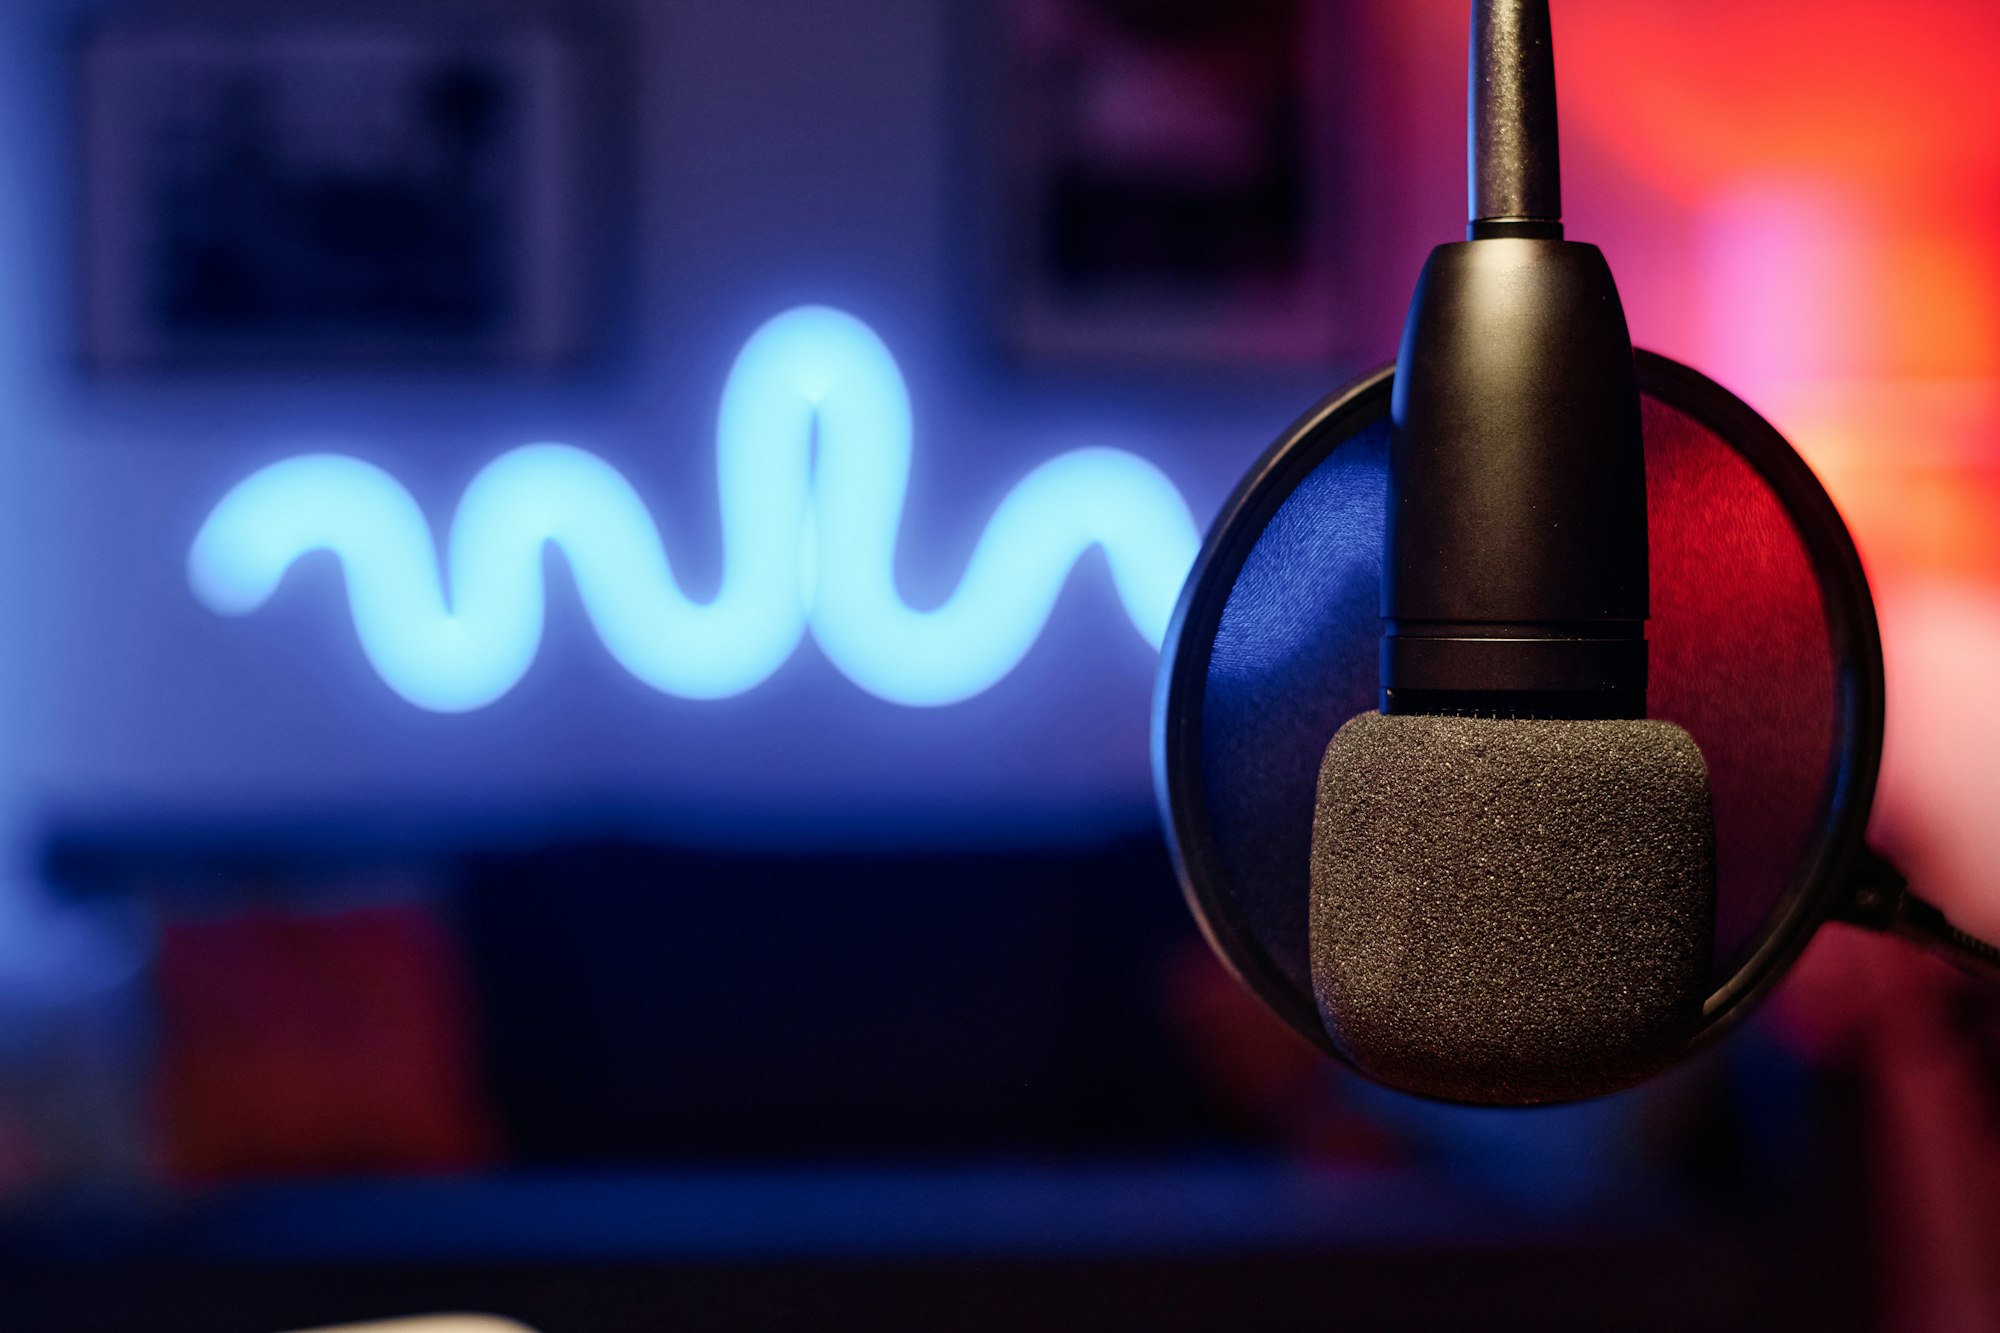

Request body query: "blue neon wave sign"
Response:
[189, 306, 1203, 712]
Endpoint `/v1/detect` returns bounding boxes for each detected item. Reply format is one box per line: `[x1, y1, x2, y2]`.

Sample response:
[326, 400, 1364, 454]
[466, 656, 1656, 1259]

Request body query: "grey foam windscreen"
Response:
[1310, 712, 1716, 1105]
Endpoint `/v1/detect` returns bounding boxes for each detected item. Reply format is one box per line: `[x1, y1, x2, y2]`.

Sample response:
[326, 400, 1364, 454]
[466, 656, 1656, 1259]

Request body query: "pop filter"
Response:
[1154, 352, 1887, 1074]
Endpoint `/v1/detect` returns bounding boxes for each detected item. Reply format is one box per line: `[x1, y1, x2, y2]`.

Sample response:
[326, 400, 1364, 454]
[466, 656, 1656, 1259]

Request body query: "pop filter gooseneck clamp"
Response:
[1845, 850, 2000, 985]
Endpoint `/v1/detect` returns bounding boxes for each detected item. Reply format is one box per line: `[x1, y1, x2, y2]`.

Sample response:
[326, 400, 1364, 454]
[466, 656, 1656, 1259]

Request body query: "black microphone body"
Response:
[1307, 0, 1717, 1105]
[1385, 239, 1648, 721]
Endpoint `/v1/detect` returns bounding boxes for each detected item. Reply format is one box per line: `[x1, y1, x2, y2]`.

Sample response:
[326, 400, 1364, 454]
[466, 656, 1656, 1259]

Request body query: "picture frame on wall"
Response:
[81, 17, 585, 368]
[996, 0, 1351, 368]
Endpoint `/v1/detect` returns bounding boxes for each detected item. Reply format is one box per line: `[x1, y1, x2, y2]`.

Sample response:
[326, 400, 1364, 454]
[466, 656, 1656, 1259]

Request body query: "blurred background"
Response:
[0, 0, 1993, 1328]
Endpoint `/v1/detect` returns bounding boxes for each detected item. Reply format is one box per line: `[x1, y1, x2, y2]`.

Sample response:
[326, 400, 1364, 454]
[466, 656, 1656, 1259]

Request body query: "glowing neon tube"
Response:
[189, 306, 1202, 711]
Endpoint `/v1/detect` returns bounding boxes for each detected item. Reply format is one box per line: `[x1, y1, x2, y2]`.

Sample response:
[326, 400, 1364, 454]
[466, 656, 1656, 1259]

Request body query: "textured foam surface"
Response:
[1310, 713, 1715, 1105]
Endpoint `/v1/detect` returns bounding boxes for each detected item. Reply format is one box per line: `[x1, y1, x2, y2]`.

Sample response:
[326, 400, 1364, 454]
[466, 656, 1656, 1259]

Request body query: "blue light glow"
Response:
[189, 306, 1202, 712]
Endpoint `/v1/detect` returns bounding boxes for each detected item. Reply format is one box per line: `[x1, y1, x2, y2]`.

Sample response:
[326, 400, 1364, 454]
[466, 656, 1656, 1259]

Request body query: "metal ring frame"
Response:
[1153, 351, 1886, 1063]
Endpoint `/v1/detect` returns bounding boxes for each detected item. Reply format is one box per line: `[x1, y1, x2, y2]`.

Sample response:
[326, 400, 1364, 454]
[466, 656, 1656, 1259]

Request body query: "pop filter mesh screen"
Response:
[1200, 394, 1838, 1005]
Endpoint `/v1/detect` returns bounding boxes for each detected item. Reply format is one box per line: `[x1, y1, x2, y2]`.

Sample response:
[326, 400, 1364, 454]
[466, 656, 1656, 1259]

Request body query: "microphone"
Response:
[1307, 0, 1716, 1104]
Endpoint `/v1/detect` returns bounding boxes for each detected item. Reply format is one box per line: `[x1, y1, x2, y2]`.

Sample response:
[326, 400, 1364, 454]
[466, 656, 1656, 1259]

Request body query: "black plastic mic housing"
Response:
[1383, 237, 1648, 719]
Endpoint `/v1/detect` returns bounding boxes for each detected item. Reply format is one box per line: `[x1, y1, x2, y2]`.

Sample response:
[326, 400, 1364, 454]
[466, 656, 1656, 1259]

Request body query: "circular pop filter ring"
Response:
[1155, 351, 1885, 1064]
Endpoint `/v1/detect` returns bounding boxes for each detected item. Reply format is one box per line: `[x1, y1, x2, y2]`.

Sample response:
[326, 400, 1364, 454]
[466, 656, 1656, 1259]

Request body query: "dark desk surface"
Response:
[4, 1148, 1872, 1333]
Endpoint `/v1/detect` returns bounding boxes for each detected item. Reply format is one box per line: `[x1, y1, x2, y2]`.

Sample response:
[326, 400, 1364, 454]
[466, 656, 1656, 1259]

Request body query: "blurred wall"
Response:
[0, 0, 1989, 872]
[18, 0, 1364, 844]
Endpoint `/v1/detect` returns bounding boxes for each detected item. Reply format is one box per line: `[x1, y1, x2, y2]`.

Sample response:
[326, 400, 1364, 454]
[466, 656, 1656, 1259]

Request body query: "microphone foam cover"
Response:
[1310, 713, 1715, 1105]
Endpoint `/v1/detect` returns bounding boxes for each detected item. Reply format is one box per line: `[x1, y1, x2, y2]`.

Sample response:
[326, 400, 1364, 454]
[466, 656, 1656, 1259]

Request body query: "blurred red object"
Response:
[151, 900, 497, 1182]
